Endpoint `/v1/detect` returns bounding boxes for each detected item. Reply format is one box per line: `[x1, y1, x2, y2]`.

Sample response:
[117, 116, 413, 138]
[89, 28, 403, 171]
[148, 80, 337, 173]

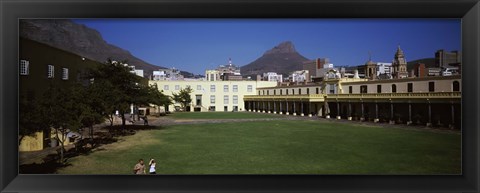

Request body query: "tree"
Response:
[86, 78, 121, 127]
[19, 91, 49, 145]
[172, 86, 193, 111]
[20, 58, 162, 162]
[73, 83, 105, 141]
[39, 82, 111, 163]
[87, 59, 146, 130]
[40, 83, 84, 163]
[146, 83, 172, 115]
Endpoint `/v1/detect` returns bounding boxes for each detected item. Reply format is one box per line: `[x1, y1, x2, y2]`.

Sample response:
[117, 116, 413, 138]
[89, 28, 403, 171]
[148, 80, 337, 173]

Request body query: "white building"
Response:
[124, 65, 144, 78]
[376, 62, 393, 78]
[114, 62, 144, 78]
[262, 72, 283, 83]
[153, 67, 184, 81]
[205, 70, 221, 81]
[206, 58, 242, 81]
[149, 80, 277, 112]
[132, 69, 144, 77]
[316, 63, 337, 80]
[290, 70, 310, 83]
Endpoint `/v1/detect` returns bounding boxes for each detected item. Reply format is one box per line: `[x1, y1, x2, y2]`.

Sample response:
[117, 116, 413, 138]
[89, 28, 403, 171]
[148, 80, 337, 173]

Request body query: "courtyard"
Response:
[48, 112, 462, 175]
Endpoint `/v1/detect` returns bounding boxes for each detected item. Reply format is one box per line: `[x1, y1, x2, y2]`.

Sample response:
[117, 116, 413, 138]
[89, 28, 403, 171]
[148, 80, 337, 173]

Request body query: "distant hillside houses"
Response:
[152, 67, 184, 81]
[123, 63, 144, 77]
[205, 58, 243, 81]
[289, 70, 310, 83]
[257, 46, 461, 88]
[262, 72, 283, 83]
[301, 46, 462, 83]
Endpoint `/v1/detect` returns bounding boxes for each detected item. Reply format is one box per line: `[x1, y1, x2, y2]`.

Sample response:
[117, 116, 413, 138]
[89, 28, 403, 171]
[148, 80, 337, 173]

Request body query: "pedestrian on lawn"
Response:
[133, 159, 145, 174]
[143, 116, 148, 126]
[149, 158, 156, 174]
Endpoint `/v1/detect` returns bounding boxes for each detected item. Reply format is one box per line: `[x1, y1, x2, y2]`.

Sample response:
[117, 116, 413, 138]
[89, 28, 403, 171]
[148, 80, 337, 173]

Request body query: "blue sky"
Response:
[74, 19, 461, 75]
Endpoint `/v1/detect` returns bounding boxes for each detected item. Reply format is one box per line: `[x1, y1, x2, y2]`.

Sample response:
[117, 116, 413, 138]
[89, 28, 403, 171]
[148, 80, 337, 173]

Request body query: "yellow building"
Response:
[19, 132, 44, 152]
[149, 80, 277, 112]
[245, 75, 461, 129]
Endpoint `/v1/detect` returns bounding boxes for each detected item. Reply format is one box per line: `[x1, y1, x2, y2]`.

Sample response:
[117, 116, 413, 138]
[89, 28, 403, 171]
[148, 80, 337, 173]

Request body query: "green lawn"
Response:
[170, 112, 280, 119]
[57, 120, 461, 174]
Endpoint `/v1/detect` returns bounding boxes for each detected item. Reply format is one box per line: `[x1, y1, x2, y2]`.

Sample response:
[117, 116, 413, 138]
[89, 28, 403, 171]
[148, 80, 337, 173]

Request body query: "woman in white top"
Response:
[149, 159, 156, 174]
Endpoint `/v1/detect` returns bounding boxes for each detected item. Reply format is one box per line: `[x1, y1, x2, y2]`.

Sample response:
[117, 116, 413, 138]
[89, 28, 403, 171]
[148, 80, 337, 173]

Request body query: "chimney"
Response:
[354, 70, 360, 79]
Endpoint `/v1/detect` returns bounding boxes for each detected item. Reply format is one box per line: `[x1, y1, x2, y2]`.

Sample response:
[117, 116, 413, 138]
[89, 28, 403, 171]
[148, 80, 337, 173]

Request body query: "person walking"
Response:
[148, 159, 156, 174]
[143, 116, 149, 126]
[133, 159, 145, 174]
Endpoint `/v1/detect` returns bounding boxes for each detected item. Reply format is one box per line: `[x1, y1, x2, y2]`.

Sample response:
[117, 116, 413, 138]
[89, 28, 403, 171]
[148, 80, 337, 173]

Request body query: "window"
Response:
[164, 85, 169, 90]
[299, 89, 302, 95]
[233, 85, 238, 92]
[258, 91, 261, 95]
[307, 88, 309, 95]
[210, 95, 215, 104]
[224, 95, 229, 104]
[175, 85, 180, 90]
[210, 85, 216, 92]
[197, 85, 202, 90]
[20, 60, 29, 75]
[329, 84, 335, 94]
[47, 65, 54, 78]
[292, 89, 295, 95]
[233, 95, 238, 104]
[267, 90, 269, 95]
[274, 90, 276, 95]
[247, 85, 253, 92]
[377, 85, 382, 93]
[407, 83, 413, 93]
[224, 85, 229, 92]
[286, 89, 289, 95]
[429, 82, 435, 92]
[316, 88, 319, 94]
[392, 84, 397, 93]
[453, 81, 460, 91]
[360, 85, 367, 93]
[62, 68, 69, 80]
[280, 90, 283, 95]
[196, 95, 202, 106]
[349, 86, 352, 94]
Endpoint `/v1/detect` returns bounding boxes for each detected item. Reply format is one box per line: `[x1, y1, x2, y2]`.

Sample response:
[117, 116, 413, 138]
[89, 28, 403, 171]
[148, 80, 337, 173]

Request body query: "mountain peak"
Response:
[241, 41, 309, 77]
[263, 41, 297, 55]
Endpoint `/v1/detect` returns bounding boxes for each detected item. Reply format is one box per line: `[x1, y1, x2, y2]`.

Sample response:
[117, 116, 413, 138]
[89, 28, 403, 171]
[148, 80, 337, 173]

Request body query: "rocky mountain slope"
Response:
[20, 19, 194, 78]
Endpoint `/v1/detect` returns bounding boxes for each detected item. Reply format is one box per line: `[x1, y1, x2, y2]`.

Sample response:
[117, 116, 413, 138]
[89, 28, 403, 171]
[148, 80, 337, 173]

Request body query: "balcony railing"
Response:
[244, 92, 461, 101]
[327, 92, 461, 99]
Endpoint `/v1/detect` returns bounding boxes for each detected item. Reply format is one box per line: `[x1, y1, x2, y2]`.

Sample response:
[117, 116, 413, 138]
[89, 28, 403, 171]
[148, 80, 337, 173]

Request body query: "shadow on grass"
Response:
[104, 125, 164, 135]
[19, 161, 73, 174]
[20, 125, 167, 174]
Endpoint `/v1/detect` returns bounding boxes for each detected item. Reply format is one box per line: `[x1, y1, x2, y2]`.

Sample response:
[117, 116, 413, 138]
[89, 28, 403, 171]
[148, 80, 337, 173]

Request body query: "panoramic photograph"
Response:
[19, 19, 461, 175]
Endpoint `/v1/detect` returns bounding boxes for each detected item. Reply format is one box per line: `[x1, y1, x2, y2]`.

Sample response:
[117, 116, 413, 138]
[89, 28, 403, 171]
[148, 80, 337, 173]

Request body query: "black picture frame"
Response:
[1, 0, 479, 192]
